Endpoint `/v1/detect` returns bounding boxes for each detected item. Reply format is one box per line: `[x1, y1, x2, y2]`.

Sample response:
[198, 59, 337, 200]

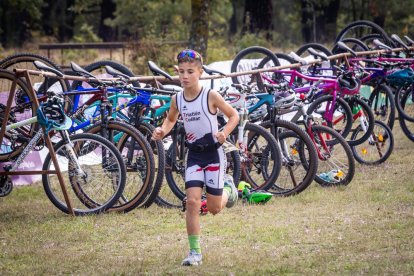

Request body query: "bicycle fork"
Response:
[61, 131, 86, 179]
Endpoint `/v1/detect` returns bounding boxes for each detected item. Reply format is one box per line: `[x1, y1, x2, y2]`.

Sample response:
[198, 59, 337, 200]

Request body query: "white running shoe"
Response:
[224, 174, 238, 208]
[182, 250, 203, 266]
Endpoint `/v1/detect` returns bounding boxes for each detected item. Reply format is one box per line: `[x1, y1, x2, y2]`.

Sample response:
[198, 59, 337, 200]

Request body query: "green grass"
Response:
[1, 125, 414, 275]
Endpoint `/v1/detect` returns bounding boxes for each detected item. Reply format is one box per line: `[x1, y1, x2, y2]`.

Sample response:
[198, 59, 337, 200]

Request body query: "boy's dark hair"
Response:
[177, 49, 203, 67]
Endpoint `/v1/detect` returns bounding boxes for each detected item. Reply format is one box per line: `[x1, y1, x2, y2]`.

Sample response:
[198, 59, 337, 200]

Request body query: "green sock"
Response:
[188, 235, 201, 254]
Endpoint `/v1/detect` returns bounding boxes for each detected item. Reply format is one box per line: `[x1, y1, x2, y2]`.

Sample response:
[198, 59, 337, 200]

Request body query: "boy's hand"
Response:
[215, 131, 226, 144]
[152, 127, 164, 140]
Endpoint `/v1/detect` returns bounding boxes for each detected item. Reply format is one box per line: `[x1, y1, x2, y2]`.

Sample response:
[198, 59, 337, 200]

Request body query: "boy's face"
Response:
[177, 61, 203, 89]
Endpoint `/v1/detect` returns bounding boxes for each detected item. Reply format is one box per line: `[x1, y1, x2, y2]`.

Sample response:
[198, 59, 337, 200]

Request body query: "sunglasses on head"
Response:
[177, 49, 202, 62]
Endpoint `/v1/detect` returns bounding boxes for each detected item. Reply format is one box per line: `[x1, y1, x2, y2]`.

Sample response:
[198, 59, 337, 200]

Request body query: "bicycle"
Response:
[1, 88, 126, 215]
[15, 61, 156, 212]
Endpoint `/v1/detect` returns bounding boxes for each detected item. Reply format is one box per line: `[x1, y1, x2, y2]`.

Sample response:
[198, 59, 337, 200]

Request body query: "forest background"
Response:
[1, 0, 414, 74]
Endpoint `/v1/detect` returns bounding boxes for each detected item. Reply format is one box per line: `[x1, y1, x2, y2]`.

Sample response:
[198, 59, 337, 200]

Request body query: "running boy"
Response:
[152, 49, 239, 266]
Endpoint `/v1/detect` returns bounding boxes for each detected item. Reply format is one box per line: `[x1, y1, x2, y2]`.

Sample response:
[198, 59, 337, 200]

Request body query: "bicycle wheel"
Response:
[85, 120, 155, 212]
[257, 52, 299, 84]
[351, 120, 394, 165]
[335, 20, 394, 47]
[0, 53, 69, 96]
[345, 96, 375, 146]
[398, 90, 414, 142]
[332, 38, 370, 54]
[261, 119, 318, 196]
[0, 69, 38, 161]
[295, 43, 336, 78]
[133, 121, 165, 208]
[310, 125, 355, 186]
[395, 84, 414, 122]
[367, 83, 396, 129]
[306, 94, 353, 139]
[42, 133, 126, 215]
[296, 43, 333, 57]
[234, 122, 281, 191]
[359, 33, 385, 49]
[230, 46, 280, 90]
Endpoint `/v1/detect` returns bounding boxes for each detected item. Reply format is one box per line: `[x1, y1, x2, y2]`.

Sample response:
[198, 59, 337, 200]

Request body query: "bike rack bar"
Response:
[15, 46, 414, 84]
[0, 171, 57, 175]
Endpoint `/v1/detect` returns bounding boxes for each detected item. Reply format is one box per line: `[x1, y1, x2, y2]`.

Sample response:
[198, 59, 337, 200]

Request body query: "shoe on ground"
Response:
[224, 174, 238, 208]
[182, 249, 202, 266]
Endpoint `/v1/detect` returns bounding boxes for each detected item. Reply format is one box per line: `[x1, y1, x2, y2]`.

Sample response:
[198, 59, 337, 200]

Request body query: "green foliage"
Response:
[71, 0, 102, 39]
[209, 0, 233, 38]
[106, 0, 190, 41]
[62, 24, 101, 65]
[73, 24, 102, 43]
[232, 32, 273, 53]
[207, 38, 234, 63]
[0, 0, 44, 46]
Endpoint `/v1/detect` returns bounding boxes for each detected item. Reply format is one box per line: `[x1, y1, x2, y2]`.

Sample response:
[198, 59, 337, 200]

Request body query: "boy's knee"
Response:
[186, 197, 200, 210]
[207, 204, 223, 215]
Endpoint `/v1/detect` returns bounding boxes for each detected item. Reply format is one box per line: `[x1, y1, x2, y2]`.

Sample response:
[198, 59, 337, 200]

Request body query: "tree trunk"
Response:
[301, 0, 313, 42]
[189, 0, 210, 60]
[99, 0, 117, 41]
[242, 0, 273, 39]
[319, 0, 340, 42]
[41, 0, 75, 42]
[0, 1, 31, 47]
[229, 0, 245, 36]
[301, 0, 340, 43]
[369, 0, 386, 28]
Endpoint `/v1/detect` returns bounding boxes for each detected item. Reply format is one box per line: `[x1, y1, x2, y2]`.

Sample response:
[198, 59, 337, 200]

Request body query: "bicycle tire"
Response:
[84, 120, 155, 212]
[332, 38, 370, 54]
[260, 119, 318, 196]
[367, 83, 396, 129]
[42, 133, 126, 215]
[398, 90, 414, 142]
[360, 33, 387, 49]
[234, 121, 282, 191]
[295, 43, 336, 80]
[335, 20, 394, 47]
[257, 52, 299, 83]
[310, 125, 355, 186]
[345, 96, 375, 146]
[0, 69, 38, 161]
[230, 46, 280, 90]
[257, 52, 297, 67]
[295, 43, 333, 57]
[351, 120, 394, 165]
[0, 52, 70, 96]
[306, 94, 353, 139]
[134, 121, 165, 208]
[395, 84, 414, 122]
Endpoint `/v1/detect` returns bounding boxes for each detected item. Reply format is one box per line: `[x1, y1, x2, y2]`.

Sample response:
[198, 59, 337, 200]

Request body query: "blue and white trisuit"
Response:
[176, 86, 226, 196]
